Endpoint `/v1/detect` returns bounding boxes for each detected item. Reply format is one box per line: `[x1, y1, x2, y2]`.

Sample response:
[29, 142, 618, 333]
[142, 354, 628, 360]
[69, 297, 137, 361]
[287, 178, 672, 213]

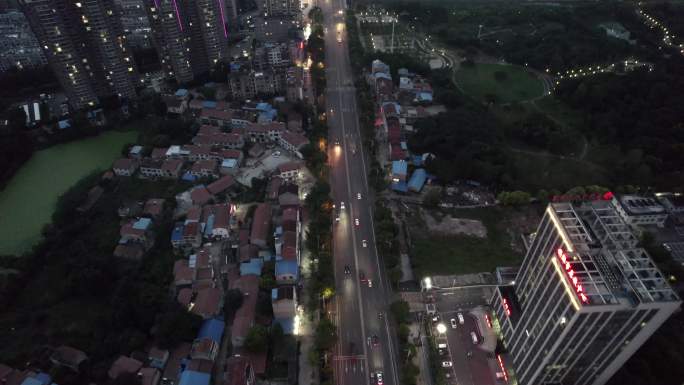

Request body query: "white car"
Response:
[442, 361, 453, 368]
[355, 218, 360, 227]
[357, 192, 362, 200]
[273, 151, 281, 157]
[335, 216, 340, 222]
[340, 201, 345, 210]
[457, 312, 464, 324]
[362, 240, 367, 247]
[368, 279, 372, 288]
[470, 331, 479, 344]
[450, 318, 457, 329]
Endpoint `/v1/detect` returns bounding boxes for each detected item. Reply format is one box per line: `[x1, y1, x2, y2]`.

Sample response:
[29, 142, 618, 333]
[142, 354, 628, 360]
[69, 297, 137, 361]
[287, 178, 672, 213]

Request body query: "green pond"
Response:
[0, 131, 136, 255]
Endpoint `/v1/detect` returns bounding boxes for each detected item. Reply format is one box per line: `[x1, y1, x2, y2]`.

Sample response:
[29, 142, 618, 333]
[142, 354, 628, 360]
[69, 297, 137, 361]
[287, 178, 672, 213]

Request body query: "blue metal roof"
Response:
[179, 370, 210, 385]
[276, 260, 298, 277]
[391, 181, 408, 193]
[240, 258, 263, 276]
[271, 288, 279, 300]
[408, 168, 427, 192]
[202, 100, 217, 109]
[412, 155, 423, 166]
[175, 88, 189, 97]
[197, 318, 225, 343]
[58, 120, 70, 129]
[203, 214, 215, 236]
[255, 102, 273, 112]
[222, 159, 238, 168]
[133, 217, 152, 230]
[20, 378, 42, 385]
[171, 222, 184, 242]
[392, 161, 407, 176]
[182, 172, 197, 182]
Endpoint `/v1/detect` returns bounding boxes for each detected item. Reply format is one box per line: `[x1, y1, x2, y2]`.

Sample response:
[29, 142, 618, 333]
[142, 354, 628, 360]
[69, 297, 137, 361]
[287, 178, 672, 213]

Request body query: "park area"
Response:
[454, 63, 545, 103]
[0, 130, 136, 255]
[408, 207, 537, 277]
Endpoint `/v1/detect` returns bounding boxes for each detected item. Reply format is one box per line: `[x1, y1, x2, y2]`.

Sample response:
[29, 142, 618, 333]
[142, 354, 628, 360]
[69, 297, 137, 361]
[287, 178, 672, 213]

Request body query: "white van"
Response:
[470, 331, 478, 344]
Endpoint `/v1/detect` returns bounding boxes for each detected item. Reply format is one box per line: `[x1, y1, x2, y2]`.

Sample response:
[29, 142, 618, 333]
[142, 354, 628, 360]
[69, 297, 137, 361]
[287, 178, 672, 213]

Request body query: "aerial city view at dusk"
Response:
[0, 0, 683, 384]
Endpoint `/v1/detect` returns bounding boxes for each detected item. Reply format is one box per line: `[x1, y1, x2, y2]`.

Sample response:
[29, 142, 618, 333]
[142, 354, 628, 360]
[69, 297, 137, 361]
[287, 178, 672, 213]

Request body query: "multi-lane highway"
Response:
[319, 1, 399, 385]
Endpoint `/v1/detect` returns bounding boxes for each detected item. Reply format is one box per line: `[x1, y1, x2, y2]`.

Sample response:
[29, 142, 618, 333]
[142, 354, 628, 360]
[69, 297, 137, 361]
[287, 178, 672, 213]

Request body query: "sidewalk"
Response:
[298, 221, 319, 385]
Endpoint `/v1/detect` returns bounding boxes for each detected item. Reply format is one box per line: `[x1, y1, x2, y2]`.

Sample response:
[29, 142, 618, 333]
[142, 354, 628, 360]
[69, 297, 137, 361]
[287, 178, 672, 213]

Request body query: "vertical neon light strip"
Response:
[153, 0, 160, 8]
[172, 0, 183, 31]
[217, 0, 228, 38]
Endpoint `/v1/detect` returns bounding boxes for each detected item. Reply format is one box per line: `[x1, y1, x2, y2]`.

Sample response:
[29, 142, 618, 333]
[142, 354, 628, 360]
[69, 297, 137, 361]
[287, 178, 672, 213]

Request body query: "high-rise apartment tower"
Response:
[21, 0, 139, 109]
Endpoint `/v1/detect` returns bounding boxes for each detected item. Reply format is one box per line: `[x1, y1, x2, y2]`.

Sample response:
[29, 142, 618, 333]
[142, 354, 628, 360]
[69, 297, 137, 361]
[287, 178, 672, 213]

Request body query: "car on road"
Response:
[371, 335, 380, 346]
[273, 151, 281, 157]
[344, 265, 351, 275]
[378, 312, 384, 319]
[438, 348, 447, 356]
[335, 216, 340, 222]
[376, 372, 384, 385]
[470, 331, 479, 344]
[450, 318, 457, 329]
[457, 312, 464, 324]
[362, 239, 367, 247]
[442, 361, 453, 368]
[340, 201, 345, 210]
[357, 192, 362, 199]
[367, 279, 372, 288]
[355, 218, 360, 227]
[359, 271, 367, 283]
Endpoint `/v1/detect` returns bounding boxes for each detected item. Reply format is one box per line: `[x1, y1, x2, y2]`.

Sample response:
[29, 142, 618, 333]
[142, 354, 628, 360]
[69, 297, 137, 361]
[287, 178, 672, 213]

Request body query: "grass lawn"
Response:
[454, 63, 544, 103]
[534, 96, 585, 130]
[410, 207, 523, 277]
[0, 130, 137, 255]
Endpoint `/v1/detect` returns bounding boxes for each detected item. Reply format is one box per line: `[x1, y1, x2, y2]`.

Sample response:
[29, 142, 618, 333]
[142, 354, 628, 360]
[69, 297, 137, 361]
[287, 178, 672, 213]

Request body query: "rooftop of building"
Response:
[616, 194, 666, 216]
[547, 201, 679, 307]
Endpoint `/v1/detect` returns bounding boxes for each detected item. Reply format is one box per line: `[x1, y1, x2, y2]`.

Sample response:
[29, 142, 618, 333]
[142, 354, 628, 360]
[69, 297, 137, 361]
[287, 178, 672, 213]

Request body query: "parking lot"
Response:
[428, 288, 503, 385]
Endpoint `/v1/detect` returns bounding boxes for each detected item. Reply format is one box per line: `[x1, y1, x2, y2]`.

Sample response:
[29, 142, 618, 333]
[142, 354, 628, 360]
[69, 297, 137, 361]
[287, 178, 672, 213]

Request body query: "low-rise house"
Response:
[191, 287, 223, 319]
[171, 221, 202, 250]
[193, 131, 245, 149]
[287, 112, 303, 132]
[611, 194, 668, 229]
[162, 343, 191, 385]
[161, 159, 184, 179]
[225, 356, 256, 385]
[245, 121, 285, 143]
[178, 370, 210, 385]
[282, 207, 299, 233]
[49, 346, 88, 372]
[108, 356, 143, 381]
[277, 161, 301, 183]
[148, 347, 169, 370]
[163, 94, 188, 114]
[278, 183, 299, 207]
[118, 201, 143, 218]
[281, 230, 298, 263]
[207, 175, 235, 196]
[190, 185, 213, 205]
[112, 158, 139, 176]
[271, 285, 296, 319]
[143, 199, 165, 219]
[278, 131, 309, 157]
[267, 177, 283, 201]
[166, 145, 191, 158]
[190, 159, 219, 179]
[174, 259, 195, 287]
[191, 338, 219, 362]
[200, 108, 233, 129]
[119, 217, 154, 248]
[202, 203, 231, 239]
[250, 203, 271, 249]
[129, 145, 144, 158]
[138, 367, 161, 385]
[275, 260, 298, 284]
[113, 243, 145, 260]
[230, 275, 259, 347]
[150, 147, 168, 159]
[139, 158, 164, 178]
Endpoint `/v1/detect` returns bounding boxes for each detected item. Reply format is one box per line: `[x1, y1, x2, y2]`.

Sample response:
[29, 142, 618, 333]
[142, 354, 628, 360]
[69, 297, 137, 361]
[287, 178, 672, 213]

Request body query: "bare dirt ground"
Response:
[421, 208, 487, 238]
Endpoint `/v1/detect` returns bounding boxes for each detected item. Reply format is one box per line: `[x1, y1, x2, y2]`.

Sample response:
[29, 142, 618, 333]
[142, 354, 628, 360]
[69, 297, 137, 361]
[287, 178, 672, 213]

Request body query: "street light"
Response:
[424, 277, 432, 290]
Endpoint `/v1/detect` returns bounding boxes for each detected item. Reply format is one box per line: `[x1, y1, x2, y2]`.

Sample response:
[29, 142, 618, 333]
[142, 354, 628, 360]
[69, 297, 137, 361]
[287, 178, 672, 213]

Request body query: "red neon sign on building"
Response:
[557, 248, 589, 304]
[502, 298, 512, 317]
[497, 354, 509, 382]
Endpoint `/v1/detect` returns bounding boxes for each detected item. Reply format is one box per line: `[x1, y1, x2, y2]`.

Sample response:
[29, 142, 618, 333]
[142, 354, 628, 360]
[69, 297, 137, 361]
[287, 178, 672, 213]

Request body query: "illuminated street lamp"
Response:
[424, 277, 433, 290]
